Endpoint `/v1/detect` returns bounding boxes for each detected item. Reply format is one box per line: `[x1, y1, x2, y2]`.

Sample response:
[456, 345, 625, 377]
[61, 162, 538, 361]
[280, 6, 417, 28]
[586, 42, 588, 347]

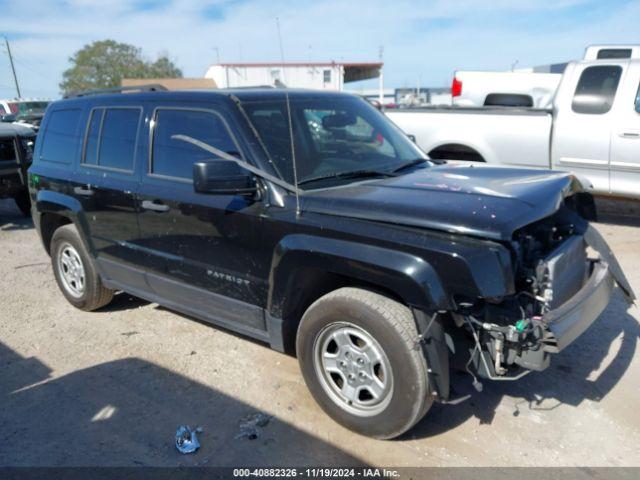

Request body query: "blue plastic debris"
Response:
[175, 425, 202, 454]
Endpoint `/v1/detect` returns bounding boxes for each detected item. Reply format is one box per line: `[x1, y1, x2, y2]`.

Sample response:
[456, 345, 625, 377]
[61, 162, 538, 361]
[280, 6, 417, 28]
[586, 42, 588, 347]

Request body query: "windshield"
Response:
[241, 95, 426, 189]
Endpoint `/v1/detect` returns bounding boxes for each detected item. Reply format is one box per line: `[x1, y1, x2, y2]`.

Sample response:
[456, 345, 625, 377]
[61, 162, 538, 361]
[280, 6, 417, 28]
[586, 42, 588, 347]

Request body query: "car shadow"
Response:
[597, 214, 640, 228]
[405, 289, 638, 439]
[83, 285, 637, 443]
[0, 199, 33, 231]
[0, 341, 365, 467]
[97, 292, 150, 312]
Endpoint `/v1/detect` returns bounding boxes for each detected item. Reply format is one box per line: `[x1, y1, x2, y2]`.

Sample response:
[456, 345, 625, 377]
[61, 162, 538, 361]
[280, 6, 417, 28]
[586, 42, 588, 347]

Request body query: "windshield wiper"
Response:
[298, 169, 395, 186]
[390, 158, 429, 173]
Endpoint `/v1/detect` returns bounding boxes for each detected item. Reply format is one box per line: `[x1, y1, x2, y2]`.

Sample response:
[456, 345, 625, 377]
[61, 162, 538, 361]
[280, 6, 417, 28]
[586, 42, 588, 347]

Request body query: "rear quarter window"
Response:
[41, 108, 82, 163]
[571, 66, 622, 114]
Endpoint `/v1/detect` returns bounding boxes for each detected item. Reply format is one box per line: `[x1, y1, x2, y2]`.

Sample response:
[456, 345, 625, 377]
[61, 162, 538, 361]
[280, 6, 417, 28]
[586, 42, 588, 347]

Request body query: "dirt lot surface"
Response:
[1, 198, 639, 467]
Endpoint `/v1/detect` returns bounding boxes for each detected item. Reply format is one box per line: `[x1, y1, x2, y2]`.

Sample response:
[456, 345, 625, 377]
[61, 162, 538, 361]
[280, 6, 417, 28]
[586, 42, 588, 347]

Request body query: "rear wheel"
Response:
[51, 224, 114, 311]
[296, 287, 433, 439]
[14, 190, 31, 217]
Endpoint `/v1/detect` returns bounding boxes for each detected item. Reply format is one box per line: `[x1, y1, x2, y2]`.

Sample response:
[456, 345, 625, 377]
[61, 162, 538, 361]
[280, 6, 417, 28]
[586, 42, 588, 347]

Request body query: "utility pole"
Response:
[378, 45, 384, 104]
[4, 37, 21, 98]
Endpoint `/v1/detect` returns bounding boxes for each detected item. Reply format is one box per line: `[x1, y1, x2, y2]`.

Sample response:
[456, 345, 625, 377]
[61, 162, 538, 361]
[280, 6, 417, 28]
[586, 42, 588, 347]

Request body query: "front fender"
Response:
[267, 234, 451, 319]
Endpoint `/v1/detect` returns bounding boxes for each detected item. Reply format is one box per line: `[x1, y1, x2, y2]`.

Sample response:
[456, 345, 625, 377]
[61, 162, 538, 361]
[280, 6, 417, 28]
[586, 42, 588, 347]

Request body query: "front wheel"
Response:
[296, 287, 433, 439]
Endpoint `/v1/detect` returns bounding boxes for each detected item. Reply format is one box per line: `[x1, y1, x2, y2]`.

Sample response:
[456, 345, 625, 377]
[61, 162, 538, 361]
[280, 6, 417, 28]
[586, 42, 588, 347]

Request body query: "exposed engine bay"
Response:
[449, 201, 633, 386]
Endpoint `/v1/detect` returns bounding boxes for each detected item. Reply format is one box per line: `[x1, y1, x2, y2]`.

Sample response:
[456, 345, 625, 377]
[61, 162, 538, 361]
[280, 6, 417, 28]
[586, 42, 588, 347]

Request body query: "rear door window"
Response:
[150, 108, 239, 180]
[41, 108, 82, 163]
[82, 107, 141, 171]
[98, 108, 140, 170]
[635, 83, 640, 113]
[571, 66, 622, 114]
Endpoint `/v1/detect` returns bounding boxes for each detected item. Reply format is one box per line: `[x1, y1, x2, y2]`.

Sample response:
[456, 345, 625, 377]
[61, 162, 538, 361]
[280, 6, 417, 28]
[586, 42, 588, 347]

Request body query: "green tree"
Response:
[60, 39, 182, 94]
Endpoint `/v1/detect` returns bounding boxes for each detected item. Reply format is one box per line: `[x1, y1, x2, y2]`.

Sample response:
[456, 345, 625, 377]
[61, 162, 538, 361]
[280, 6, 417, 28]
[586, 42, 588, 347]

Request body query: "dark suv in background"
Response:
[28, 86, 633, 439]
[0, 122, 36, 215]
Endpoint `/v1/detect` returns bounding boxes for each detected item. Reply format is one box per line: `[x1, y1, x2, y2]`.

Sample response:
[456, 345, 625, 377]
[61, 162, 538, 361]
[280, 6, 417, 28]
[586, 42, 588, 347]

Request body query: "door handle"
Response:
[141, 200, 170, 212]
[619, 131, 640, 138]
[73, 186, 94, 197]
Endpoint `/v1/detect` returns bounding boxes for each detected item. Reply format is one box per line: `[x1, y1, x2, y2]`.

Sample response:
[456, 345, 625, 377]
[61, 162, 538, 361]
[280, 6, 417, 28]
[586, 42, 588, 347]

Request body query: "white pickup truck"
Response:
[451, 70, 562, 108]
[450, 44, 640, 108]
[388, 55, 640, 199]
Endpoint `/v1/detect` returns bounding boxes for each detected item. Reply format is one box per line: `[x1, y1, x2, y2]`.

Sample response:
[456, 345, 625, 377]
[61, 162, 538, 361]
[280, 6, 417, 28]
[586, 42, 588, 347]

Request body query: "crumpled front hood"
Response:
[301, 164, 585, 241]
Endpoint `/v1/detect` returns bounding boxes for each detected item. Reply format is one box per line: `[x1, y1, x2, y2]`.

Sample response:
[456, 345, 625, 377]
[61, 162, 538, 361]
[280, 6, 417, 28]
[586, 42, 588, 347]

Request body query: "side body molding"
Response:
[267, 234, 451, 320]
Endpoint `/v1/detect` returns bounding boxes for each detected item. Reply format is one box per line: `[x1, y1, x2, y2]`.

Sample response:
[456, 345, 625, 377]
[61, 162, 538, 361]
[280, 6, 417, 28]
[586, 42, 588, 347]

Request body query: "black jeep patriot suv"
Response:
[29, 87, 634, 439]
[0, 122, 35, 215]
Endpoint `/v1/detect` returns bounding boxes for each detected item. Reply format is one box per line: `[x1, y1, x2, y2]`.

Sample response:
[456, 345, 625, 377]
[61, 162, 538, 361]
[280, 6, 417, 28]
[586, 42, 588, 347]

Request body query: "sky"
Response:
[0, 0, 638, 99]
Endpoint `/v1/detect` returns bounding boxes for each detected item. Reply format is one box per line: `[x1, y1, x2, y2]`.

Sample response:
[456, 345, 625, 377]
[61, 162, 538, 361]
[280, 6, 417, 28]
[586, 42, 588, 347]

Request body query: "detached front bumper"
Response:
[469, 223, 633, 380]
[543, 260, 614, 353]
[513, 226, 633, 373]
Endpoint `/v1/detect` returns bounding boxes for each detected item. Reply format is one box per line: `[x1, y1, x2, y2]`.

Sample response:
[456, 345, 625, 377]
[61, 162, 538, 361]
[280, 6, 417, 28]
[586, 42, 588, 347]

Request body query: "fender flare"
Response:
[267, 234, 451, 320]
[36, 190, 83, 218]
[35, 190, 94, 254]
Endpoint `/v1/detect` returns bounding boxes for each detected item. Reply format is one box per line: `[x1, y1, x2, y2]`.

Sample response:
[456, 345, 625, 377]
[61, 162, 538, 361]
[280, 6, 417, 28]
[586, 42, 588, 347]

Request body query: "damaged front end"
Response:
[451, 203, 635, 384]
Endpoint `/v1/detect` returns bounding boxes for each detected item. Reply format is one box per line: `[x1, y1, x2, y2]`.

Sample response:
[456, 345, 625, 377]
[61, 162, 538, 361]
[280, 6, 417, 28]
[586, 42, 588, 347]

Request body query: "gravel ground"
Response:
[0, 197, 639, 467]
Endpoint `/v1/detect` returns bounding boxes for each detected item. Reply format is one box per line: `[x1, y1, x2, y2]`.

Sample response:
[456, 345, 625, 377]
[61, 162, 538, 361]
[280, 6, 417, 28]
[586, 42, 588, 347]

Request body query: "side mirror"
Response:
[1, 114, 16, 123]
[193, 159, 257, 196]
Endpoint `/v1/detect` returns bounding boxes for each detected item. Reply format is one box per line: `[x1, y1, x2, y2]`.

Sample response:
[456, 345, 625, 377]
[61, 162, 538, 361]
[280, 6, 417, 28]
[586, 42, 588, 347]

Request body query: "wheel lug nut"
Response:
[357, 358, 364, 365]
[339, 361, 347, 368]
[345, 351, 350, 358]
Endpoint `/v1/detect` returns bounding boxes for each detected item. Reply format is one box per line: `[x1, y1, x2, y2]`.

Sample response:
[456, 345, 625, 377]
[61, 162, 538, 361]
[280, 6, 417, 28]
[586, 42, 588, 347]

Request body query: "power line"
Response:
[12, 57, 54, 82]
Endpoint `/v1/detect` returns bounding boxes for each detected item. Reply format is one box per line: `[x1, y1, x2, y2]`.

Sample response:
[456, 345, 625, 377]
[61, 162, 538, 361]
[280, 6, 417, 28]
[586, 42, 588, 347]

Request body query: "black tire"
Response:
[14, 190, 31, 217]
[50, 224, 114, 311]
[296, 287, 433, 439]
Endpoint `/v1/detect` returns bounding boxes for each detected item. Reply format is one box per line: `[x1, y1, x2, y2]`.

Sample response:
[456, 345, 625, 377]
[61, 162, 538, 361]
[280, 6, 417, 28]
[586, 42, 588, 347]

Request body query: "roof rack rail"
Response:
[63, 84, 169, 99]
[222, 85, 276, 90]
